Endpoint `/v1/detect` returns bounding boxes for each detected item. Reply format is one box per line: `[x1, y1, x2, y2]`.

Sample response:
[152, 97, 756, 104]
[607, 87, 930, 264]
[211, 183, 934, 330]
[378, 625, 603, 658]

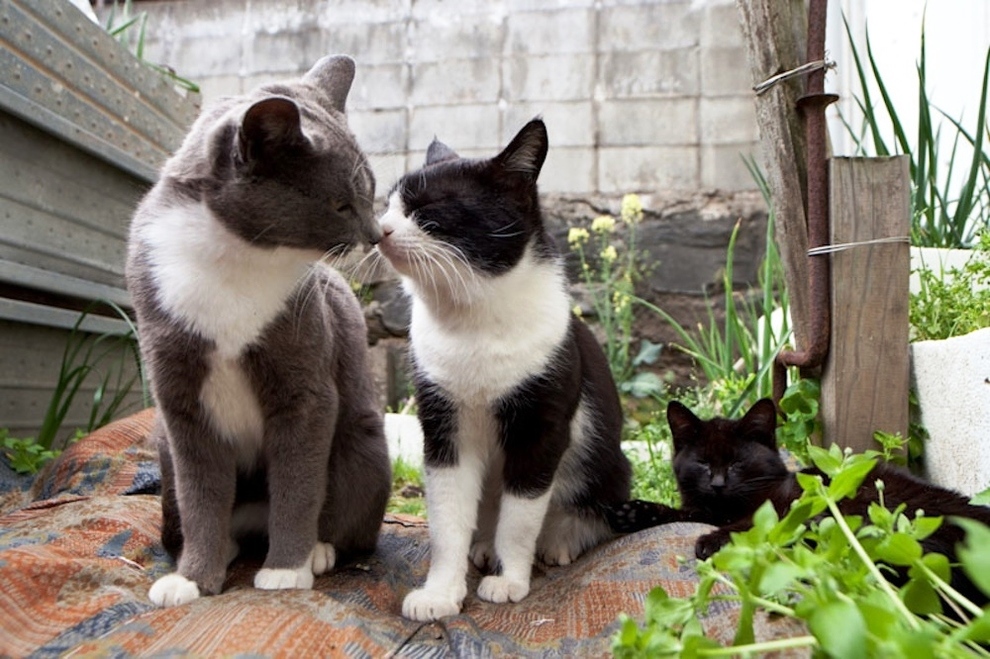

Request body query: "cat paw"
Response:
[695, 530, 731, 560]
[469, 540, 495, 572]
[402, 586, 464, 621]
[477, 575, 530, 604]
[254, 565, 314, 590]
[537, 543, 575, 567]
[311, 542, 336, 575]
[149, 573, 201, 607]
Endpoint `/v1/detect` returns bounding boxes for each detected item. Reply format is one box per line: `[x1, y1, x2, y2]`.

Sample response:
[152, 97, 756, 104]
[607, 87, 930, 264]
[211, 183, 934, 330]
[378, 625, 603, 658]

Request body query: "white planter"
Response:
[384, 413, 424, 467]
[911, 327, 990, 497]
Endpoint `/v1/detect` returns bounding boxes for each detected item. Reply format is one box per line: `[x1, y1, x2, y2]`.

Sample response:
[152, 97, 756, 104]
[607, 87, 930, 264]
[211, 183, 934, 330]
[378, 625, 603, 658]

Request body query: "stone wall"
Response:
[121, 0, 770, 394]
[129, 0, 761, 196]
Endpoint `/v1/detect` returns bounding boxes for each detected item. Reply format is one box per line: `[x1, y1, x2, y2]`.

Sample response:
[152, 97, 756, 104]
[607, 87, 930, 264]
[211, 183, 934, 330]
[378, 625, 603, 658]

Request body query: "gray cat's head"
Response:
[161, 55, 379, 254]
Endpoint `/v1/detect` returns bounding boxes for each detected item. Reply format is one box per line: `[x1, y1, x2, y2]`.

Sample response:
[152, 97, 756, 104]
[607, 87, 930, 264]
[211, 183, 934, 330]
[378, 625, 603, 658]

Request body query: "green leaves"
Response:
[612, 442, 990, 657]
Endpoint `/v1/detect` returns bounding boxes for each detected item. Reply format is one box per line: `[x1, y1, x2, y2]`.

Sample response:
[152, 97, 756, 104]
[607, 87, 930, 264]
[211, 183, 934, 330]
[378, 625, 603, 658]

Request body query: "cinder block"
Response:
[599, 98, 699, 147]
[170, 35, 245, 80]
[412, 0, 504, 20]
[245, 29, 329, 75]
[701, 46, 754, 96]
[506, 9, 594, 56]
[503, 54, 595, 102]
[598, 146, 701, 192]
[701, 142, 761, 191]
[197, 75, 246, 105]
[538, 146, 596, 193]
[501, 101, 594, 147]
[409, 104, 502, 151]
[348, 64, 410, 111]
[324, 22, 408, 65]
[598, 2, 699, 52]
[349, 109, 408, 154]
[699, 2, 745, 50]
[368, 153, 409, 194]
[509, 0, 595, 10]
[599, 48, 699, 98]
[700, 97, 759, 144]
[410, 58, 501, 105]
[411, 15, 504, 62]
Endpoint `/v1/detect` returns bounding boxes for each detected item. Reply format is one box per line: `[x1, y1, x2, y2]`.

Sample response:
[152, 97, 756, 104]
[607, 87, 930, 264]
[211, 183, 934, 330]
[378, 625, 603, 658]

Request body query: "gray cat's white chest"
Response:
[199, 353, 264, 468]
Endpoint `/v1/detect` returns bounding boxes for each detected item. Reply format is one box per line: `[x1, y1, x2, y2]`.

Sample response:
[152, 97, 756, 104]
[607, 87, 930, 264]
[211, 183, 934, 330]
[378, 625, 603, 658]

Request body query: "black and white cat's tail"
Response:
[602, 500, 684, 533]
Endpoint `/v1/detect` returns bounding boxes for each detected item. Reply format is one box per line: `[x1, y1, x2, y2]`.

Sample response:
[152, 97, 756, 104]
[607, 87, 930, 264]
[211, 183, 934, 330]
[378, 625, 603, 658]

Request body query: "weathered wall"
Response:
[130, 0, 761, 196]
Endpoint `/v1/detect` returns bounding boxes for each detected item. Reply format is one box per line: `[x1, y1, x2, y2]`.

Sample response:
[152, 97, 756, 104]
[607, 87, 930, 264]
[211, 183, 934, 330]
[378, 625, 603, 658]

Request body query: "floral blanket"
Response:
[0, 410, 804, 657]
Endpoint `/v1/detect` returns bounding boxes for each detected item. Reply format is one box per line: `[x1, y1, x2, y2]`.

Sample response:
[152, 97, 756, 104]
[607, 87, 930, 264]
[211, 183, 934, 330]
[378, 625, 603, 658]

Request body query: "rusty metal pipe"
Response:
[773, 0, 838, 402]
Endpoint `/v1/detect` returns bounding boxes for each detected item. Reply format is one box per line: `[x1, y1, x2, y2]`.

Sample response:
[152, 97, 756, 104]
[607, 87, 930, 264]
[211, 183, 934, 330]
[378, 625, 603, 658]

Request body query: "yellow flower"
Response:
[621, 193, 643, 225]
[601, 245, 618, 262]
[572, 305, 583, 317]
[568, 227, 590, 245]
[591, 215, 616, 234]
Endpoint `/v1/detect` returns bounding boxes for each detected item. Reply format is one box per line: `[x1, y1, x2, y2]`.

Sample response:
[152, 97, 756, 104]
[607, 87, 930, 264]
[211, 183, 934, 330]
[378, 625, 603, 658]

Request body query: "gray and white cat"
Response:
[377, 119, 631, 621]
[126, 55, 391, 607]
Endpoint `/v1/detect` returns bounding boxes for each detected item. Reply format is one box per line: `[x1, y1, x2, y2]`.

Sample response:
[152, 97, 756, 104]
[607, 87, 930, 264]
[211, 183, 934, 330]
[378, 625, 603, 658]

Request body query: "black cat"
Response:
[607, 398, 990, 606]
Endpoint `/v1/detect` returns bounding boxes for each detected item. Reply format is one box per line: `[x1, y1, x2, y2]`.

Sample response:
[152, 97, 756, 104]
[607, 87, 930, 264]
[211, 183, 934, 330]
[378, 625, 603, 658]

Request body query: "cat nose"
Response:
[710, 474, 726, 490]
[366, 224, 383, 246]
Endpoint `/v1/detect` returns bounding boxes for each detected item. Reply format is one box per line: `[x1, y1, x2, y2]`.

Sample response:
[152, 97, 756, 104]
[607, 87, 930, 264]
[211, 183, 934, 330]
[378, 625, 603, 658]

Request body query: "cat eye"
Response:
[335, 203, 353, 214]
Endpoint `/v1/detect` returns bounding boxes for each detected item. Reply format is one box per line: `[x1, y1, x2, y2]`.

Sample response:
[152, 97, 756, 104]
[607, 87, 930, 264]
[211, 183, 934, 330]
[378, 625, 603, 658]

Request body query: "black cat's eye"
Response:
[335, 203, 353, 214]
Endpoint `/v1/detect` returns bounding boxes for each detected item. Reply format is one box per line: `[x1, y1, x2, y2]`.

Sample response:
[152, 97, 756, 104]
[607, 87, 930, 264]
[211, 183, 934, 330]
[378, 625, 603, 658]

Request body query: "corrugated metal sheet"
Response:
[0, 1, 199, 438]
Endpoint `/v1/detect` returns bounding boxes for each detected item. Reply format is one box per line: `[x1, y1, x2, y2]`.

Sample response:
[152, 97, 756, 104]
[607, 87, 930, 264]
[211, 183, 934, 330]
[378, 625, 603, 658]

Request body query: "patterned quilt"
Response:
[0, 410, 806, 657]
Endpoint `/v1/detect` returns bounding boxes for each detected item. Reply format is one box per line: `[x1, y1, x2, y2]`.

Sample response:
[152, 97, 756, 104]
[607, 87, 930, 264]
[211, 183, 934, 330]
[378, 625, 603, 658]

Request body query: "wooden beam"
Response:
[822, 156, 911, 453]
[735, 0, 811, 353]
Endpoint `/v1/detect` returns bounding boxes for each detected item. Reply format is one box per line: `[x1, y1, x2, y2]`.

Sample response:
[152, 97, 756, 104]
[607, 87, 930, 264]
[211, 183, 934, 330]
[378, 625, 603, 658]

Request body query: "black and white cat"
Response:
[127, 55, 391, 607]
[376, 119, 631, 621]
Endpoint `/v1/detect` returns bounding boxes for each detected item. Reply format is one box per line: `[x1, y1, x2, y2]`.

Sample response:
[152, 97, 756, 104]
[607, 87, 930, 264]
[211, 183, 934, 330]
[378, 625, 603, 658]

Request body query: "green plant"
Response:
[775, 378, 821, 466]
[0, 303, 148, 475]
[635, 211, 791, 417]
[388, 455, 427, 517]
[569, 194, 664, 399]
[910, 232, 990, 341]
[612, 442, 990, 658]
[104, 0, 200, 93]
[841, 17, 990, 248]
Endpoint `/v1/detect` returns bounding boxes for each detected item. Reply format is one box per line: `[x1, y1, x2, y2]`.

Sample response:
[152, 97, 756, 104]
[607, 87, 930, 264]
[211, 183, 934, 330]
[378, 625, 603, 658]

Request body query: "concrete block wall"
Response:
[133, 0, 760, 196]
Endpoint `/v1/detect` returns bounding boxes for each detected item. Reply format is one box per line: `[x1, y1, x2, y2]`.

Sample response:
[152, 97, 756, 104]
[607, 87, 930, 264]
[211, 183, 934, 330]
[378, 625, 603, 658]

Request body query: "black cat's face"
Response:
[376, 119, 553, 304]
[669, 399, 788, 513]
[194, 56, 379, 256]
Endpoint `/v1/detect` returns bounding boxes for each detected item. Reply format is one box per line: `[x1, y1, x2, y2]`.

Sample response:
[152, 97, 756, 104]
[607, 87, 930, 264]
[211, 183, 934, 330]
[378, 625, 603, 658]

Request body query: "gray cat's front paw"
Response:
[469, 540, 495, 572]
[149, 573, 201, 607]
[402, 585, 465, 621]
[311, 542, 336, 575]
[254, 565, 314, 590]
[477, 575, 530, 603]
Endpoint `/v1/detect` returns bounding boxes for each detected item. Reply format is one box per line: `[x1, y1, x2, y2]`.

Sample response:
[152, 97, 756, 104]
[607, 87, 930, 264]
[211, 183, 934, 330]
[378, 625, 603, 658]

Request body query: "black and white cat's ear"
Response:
[303, 55, 355, 113]
[667, 401, 701, 453]
[496, 118, 548, 180]
[239, 97, 305, 164]
[740, 398, 779, 448]
[426, 138, 460, 166]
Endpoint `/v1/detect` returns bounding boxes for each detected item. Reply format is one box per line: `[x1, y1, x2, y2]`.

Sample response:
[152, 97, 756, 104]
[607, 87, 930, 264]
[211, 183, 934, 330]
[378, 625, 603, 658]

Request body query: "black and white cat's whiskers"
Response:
[377, 119, 631, 622]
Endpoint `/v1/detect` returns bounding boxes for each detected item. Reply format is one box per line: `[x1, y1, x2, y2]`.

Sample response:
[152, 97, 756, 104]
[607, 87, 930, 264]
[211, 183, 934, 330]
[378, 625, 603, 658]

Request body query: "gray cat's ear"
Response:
[304, 55, 356, 113]
[496, 118, 548, 180]
[426, 138, 459, 165]
[740, 398, 778, 447]
[240, 97, 304, 163]
[667, 401, 699, 454]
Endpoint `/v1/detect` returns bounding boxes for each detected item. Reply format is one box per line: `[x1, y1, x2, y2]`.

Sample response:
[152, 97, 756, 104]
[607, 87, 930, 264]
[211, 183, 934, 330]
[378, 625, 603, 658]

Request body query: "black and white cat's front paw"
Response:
[149, 573, 201, 607]
[694, 529, 731, 560]
[477, 575, 530, 603]
[402, 583, 467, 621]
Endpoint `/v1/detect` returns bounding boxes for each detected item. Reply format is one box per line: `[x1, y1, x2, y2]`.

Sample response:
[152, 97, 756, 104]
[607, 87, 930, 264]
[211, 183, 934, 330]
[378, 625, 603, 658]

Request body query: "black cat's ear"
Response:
[495, 118, 548, 180]
[426, 138, 459, 166]
[239, 97, 305, 164]
[667, 401, 701, 454]
[740, 398, 778, 448]
[303, 55, 355, 113]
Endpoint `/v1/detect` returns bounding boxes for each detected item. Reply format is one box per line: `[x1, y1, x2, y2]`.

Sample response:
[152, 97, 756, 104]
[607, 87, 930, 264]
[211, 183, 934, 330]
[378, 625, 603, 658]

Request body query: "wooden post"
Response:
[821, 157, 911, 452]
[735, 0, 812, 353]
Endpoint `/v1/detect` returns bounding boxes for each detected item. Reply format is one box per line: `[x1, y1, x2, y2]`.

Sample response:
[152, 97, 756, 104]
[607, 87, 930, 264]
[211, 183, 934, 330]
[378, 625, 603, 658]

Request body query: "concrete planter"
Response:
[909, 247, 990, 497]
[911, 327, 990, 497]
